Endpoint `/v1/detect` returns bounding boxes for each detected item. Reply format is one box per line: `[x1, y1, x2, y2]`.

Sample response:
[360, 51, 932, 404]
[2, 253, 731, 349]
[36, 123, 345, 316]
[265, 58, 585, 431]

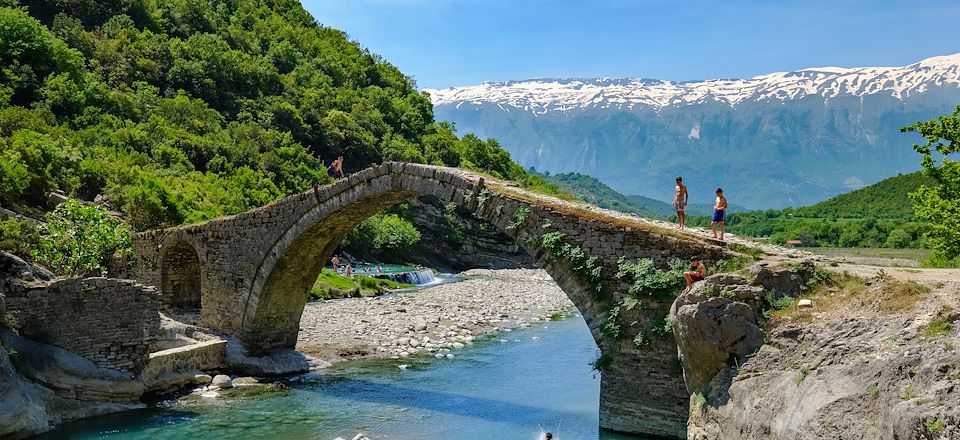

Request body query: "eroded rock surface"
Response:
[671, 275, 765, 394]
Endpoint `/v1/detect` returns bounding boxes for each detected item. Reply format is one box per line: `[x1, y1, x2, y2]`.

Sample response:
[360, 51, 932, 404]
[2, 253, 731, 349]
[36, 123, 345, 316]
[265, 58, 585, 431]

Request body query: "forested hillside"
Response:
[791, 172, 932, 220]
[540, 172, 667, 219]
[0, 0, 558, 233]
[686, 172, 931, 249]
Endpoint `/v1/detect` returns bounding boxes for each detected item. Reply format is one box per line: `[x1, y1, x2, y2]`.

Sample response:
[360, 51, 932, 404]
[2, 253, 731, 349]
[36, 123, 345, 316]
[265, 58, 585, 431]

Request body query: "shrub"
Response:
[0, 219, 40, 258]
[616, 257, 686, 298]
[650, 314, 674, 337]
[590, 351, 612, 371]
[32, 199, 132, 276]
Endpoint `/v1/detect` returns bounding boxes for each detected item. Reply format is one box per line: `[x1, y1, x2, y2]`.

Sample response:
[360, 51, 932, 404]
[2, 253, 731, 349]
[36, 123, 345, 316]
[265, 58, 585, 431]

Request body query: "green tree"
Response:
[901, 105, 960, 259]
[884, 229, 912, 249]
[32, 199, 132, 276]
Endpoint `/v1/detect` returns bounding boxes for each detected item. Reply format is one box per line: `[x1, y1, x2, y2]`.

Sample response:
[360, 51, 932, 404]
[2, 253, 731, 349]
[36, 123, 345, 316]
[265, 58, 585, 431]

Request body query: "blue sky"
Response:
[302, 0, 960, 89]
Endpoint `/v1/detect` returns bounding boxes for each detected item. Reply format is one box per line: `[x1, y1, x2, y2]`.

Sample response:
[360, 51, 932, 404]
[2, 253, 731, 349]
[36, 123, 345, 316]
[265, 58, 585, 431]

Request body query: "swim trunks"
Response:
[674, 200, 687, 211]
[712, 209, 726, 222]
[690, 272, 705, 282]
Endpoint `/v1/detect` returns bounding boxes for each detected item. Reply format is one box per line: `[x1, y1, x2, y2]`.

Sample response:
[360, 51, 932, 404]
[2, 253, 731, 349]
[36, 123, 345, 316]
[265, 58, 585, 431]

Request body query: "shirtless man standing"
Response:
[673, 176, 688, 229]
[712, 188, 728, 240]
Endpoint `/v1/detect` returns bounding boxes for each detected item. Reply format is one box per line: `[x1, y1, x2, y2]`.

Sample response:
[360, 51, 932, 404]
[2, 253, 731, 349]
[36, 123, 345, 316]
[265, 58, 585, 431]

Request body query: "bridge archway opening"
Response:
[161, 240, 202, 309]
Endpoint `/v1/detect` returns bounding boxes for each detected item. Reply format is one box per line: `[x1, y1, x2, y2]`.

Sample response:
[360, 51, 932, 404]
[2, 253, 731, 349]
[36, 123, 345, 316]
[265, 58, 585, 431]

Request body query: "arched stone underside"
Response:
[131, 163, 733, 439]
[160, 240, 202, 309]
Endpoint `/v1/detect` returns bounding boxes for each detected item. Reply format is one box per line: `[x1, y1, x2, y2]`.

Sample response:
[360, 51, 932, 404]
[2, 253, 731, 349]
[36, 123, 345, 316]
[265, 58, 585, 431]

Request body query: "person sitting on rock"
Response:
[683, 256, 706, 292]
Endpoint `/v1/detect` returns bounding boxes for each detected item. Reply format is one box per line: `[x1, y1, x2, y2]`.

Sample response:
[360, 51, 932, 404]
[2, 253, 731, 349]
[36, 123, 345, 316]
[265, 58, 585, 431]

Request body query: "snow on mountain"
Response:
[425, 53, 960, 114]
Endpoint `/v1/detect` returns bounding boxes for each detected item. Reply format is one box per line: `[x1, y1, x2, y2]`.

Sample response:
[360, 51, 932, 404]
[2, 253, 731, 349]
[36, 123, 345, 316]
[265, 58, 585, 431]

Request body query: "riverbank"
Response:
[296, 268, 575, 363]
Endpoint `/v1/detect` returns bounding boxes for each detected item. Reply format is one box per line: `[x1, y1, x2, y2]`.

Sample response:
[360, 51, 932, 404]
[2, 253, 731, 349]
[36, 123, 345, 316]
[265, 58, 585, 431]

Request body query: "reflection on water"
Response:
[37, 317, 652, 440]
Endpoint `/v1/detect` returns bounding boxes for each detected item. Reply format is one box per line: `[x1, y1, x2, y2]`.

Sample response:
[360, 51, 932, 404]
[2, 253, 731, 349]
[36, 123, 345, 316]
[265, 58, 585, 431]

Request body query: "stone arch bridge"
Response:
[130, 162, 732, 438]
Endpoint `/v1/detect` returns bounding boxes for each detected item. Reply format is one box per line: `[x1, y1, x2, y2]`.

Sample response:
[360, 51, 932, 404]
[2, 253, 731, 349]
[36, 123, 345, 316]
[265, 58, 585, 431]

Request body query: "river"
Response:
[37, 316, 651, 439]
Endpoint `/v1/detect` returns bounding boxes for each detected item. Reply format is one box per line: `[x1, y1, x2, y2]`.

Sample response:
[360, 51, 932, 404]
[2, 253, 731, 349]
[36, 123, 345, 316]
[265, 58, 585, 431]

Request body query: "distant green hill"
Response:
[541, 171, 751, 219]
[541, 172, 666, 219]
[685, 171, 933, 249]
[790, 172, 933, 220]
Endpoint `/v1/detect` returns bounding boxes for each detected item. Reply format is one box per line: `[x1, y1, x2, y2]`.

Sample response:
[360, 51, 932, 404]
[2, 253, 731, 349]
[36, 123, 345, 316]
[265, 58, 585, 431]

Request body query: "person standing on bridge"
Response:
[333, 156, 345, 179]
[673, 176, 688, 230]
[711, 188, 728, 241]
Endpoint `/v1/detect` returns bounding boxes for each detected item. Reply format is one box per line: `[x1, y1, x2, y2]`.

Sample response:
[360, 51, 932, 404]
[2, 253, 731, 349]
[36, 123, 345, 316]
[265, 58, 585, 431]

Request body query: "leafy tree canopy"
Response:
[0, 0, 560, 234]
[901, 105, 960, 259]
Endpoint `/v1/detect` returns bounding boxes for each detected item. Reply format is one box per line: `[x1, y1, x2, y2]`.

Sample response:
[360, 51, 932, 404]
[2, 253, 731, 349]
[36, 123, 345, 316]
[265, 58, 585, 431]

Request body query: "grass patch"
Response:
[923, 319, 955, 338]
[768, 272, 929, 324]
[925, 417, 944, 434]
[802, 247, 931, 263]
[692, 392, 708, 410]
[224, 383, 291, 399]
[310, 269, 412, 300]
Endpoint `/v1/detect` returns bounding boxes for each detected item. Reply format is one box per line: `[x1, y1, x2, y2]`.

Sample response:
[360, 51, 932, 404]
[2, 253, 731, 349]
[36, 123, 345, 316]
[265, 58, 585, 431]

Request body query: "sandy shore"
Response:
[296, 268, 574, 363]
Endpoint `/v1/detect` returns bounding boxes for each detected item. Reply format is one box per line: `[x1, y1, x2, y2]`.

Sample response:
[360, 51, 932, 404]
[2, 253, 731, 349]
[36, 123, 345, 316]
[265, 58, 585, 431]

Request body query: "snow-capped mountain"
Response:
[427, 54, 960, 209]
[427, 54, 960, 114]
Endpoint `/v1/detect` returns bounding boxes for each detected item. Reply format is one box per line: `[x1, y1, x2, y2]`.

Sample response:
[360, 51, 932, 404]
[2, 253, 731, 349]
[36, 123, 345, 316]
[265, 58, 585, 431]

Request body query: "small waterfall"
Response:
[374, 268, 436, 285]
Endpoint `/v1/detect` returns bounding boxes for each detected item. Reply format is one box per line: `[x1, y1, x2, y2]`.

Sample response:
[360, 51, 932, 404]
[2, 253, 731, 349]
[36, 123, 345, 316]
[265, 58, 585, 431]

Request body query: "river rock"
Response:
[194, 374, 212, 384]
[200, 391, 220, 399]
[672, 284, 764, 394]
[232, 377, 259, 387]
[211, 374, 233, 389]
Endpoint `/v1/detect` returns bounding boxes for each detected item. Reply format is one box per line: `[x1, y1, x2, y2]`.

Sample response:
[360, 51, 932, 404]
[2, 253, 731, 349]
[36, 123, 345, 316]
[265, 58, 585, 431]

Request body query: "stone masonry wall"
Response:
[4, 277, 161, 373]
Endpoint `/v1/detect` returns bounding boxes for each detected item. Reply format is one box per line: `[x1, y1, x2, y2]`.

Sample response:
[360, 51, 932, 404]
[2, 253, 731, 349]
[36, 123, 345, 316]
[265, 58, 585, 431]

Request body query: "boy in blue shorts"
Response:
[712, 188, 727, 241]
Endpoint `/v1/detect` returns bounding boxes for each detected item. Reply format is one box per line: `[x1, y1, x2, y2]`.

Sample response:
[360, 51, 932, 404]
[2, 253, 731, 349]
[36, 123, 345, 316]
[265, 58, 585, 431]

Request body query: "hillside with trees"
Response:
[685, 172, 932, 249]
[540, 172, 667, 219]
[0, 0, 562, 268]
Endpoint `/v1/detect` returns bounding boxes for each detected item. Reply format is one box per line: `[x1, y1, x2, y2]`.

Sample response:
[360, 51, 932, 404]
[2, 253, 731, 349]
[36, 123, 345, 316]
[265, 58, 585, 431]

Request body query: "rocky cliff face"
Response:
[672, 261, 960, 439]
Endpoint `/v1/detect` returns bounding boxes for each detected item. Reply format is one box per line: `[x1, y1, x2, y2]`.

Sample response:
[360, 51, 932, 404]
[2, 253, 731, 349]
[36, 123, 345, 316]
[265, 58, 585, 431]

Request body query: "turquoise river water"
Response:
[37, 316, 651, 440]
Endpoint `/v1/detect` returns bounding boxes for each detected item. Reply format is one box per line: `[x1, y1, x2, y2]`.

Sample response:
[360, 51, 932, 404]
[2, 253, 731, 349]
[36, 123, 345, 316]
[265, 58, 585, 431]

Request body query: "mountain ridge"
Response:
[426, 53, 960, 113]
[427, 53, 960, 209]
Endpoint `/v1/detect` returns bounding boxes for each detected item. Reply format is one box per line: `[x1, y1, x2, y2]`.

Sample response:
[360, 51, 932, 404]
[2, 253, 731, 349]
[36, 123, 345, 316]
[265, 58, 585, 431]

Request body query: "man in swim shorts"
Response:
[712, 188, 727, 241]
[684, 256, 706, 292]
[673, 176, 688, 229]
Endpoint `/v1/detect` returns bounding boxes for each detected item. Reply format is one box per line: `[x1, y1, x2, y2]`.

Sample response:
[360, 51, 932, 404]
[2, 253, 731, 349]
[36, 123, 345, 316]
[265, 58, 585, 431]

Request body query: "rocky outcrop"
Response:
[671, 274, 766, 394]
[0, 333, 144, 439]
[688, 316, 960, 440]
[747, 260, 814, 299]
[675, 262, 960, 440]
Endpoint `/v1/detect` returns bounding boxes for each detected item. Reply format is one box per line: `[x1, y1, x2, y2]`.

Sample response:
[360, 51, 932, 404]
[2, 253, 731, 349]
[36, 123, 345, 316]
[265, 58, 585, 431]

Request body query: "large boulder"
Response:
[0, 251, 54, 284]
[0, 338, 49, 439]
[748, 260, 814, 299]
[672, 278, 765, 394]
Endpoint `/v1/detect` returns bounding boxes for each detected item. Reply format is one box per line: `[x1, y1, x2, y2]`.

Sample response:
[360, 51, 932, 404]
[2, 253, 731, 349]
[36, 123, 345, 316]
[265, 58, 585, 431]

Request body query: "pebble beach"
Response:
[296, 268, 575, 363]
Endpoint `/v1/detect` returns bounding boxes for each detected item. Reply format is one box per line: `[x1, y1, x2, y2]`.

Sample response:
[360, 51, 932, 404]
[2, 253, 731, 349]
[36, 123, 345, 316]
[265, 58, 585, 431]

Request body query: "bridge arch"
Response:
[160, 239, 202, 309]
[131, 162, 732, 438]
